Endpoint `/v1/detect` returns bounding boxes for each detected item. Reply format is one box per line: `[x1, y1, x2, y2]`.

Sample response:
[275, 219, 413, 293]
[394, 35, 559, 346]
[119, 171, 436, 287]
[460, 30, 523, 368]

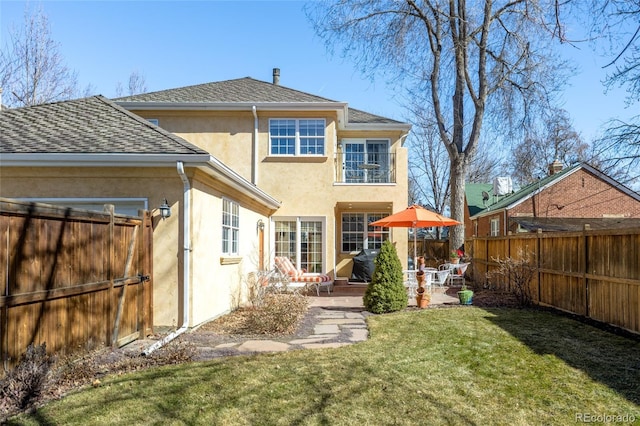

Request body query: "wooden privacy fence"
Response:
[409, 239, 450, 268]
[471, 228, 640, 334]
[0, 198, 153, 373]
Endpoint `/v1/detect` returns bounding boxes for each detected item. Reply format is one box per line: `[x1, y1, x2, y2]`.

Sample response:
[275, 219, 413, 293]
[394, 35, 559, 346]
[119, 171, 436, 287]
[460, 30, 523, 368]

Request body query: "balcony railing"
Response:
[335, 152, 396, 184]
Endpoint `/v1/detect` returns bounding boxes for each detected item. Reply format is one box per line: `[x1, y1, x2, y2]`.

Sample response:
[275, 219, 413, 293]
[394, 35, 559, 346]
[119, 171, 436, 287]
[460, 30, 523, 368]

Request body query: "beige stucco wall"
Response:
[129, 109, 410, 278]
[137, 110, 257, 183]
[189, 170, 271, 326]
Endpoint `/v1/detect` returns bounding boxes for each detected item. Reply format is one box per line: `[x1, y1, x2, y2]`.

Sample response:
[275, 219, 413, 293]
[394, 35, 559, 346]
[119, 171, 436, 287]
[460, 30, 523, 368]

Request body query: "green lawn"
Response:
[8, 307, 640, 425]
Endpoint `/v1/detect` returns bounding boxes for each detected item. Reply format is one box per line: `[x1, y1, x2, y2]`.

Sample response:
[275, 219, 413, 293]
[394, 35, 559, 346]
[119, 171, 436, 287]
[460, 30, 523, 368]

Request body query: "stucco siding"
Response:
[189, 178, 268, 326]
[127, 108, 410, 280]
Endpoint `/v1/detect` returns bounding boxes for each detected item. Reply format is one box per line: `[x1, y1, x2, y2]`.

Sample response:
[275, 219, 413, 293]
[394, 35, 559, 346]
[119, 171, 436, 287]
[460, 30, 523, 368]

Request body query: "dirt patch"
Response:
[471, 288, 521, 307]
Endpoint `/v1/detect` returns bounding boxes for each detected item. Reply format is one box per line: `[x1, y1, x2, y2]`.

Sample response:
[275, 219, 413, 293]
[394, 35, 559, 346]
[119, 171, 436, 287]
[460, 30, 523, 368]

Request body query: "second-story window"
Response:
[269, 119, 325, 156]
[342, 139, 391, 183]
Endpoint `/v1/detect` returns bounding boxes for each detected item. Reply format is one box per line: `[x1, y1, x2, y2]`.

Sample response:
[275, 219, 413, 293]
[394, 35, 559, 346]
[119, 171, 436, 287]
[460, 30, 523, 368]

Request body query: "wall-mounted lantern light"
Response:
[257, 219, 265, 232]
[159, 198, 171, 220]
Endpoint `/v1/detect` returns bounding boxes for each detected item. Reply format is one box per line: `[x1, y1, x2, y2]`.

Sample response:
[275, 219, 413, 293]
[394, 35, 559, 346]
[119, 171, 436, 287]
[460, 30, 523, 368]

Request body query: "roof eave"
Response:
[116, 101, 409, 131]
[0, 153, 212, 167]
[197, 157, 281, 209]
[343, 122, 412, 132]
[0, 153, 282, 210]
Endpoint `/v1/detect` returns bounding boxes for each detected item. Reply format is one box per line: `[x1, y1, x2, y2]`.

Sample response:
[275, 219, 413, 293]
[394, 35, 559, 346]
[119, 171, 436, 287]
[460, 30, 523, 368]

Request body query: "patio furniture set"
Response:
[404, 261, 470, 297]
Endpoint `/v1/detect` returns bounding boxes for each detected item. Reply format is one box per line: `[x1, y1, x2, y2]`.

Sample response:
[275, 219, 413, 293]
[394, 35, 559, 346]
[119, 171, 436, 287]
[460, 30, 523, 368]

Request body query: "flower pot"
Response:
[418, 295, 430, 308]
[457, 289, 473, 305]
[450, 258, 460, 264]
[416, 287, 430, 308]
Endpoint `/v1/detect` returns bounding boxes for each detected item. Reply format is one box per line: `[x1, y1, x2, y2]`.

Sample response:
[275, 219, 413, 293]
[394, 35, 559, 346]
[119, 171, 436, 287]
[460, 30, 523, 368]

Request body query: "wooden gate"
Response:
[0, 198, 153, 372]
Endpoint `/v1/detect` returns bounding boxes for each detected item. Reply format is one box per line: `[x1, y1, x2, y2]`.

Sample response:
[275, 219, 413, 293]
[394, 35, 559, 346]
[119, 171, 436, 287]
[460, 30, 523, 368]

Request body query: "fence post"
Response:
[537, 229, 542, 303]
[142, 210, 153, 336]
[105, 204, 115, 343]
[584, 224, 590, 318]
[1, 217, 6, 371]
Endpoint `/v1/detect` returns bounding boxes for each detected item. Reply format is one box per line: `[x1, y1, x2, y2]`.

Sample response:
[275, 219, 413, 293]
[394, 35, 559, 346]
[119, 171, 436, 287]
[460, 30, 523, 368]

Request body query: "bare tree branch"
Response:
[0, 4, 78, 107]
[306, 0, 572, 250]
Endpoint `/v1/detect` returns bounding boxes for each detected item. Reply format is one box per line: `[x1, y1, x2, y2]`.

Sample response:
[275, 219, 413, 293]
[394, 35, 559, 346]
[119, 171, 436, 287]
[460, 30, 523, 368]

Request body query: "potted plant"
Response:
[449, 250, 460, 264]
[457, 283, 473, 305]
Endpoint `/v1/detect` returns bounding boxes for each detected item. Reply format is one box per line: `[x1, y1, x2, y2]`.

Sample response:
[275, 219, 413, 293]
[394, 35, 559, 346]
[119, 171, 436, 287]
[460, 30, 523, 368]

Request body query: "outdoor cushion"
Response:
[273, 257, 333, 295]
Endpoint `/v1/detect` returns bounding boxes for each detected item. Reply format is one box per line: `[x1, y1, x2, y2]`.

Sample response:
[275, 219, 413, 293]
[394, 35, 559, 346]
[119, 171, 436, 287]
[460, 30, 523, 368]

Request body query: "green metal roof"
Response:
[465, 183, 494, 217]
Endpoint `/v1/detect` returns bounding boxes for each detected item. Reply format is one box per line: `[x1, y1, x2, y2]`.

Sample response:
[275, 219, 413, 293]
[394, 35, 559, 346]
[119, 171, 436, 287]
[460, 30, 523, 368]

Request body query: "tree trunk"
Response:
[449, 156, 466, 252]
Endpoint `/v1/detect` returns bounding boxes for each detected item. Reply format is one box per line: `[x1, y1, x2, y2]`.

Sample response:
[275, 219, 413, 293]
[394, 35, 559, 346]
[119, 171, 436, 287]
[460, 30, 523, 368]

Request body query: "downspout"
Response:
[252, 106, 258, 185]
[504, 209, 507, 236]
[143, 161, 191, 355]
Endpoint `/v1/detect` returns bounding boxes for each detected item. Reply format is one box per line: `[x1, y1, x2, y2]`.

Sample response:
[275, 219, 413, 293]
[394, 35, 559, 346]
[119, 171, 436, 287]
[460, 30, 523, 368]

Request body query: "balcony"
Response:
[335, 152, 396, 184]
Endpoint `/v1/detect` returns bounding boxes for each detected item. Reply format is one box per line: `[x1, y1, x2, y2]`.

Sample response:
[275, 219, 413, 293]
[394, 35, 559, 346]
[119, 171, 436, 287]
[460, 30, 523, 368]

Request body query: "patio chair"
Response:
[273, 256, 333, 296]
[447, 262, 469, 286]
[432, 269, 450, 287]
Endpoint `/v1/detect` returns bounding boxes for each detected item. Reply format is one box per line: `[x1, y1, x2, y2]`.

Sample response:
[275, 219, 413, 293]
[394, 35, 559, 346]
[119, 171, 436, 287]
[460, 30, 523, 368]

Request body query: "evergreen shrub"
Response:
[363, 240, 408, 313]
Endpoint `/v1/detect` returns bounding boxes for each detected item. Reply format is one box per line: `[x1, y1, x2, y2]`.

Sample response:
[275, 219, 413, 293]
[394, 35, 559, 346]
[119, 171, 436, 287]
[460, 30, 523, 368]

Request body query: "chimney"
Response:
[549, 159, 563, 175]
[272, 68, 280, 85]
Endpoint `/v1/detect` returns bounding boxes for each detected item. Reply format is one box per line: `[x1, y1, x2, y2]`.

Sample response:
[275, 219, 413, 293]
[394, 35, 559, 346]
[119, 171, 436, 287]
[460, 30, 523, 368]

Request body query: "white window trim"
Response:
[222, 197, 240, 255]
[268, 118, 326, 156]
[490, 218, 500, 237]
[271, 216, 327, 272]
[340, 138, 392, 184]
[341, 212, 391, 253]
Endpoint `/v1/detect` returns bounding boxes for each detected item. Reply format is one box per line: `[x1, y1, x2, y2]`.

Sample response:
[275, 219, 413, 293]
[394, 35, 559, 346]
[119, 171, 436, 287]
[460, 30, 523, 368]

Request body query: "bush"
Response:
[487, 249, 535, 307]
[246, 293, 309, 335]
[363, 240, 408, 314]
[0, 343, 53, 416]
[1, 341, 197, 421]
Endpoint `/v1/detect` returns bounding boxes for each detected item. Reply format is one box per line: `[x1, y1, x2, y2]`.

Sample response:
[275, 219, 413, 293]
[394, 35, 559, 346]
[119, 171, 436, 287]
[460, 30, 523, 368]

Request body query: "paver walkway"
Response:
[211, 309, 368, 358]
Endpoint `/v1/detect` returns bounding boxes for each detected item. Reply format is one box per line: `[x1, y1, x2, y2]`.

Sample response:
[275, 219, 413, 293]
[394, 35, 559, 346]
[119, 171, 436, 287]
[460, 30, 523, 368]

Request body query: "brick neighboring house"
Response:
[466, 162, 640, 238]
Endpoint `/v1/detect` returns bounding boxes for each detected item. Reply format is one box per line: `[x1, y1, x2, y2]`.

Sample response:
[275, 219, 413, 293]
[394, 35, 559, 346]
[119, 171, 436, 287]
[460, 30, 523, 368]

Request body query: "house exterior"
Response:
[1, 73, 411, 331]
[466, 162, 640, 238]
[0, 95, 280, 328]
[116, 71, 411, 282]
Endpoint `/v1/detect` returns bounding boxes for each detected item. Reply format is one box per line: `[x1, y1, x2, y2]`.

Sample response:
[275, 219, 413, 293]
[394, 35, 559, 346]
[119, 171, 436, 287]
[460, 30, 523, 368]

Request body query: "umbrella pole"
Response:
[413, 224, 417, 271]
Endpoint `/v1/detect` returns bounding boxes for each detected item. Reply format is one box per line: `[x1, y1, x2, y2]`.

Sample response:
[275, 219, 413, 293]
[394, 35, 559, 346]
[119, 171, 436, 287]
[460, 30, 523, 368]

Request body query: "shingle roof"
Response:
[0, 95, 208, 155]
[116, 77, 404, 125]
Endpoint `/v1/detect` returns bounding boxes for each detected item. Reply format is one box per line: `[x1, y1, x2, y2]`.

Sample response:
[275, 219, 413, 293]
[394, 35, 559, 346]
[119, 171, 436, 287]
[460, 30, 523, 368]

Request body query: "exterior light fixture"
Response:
[159, 198, 171, 220]
[257, 219, 265, 231]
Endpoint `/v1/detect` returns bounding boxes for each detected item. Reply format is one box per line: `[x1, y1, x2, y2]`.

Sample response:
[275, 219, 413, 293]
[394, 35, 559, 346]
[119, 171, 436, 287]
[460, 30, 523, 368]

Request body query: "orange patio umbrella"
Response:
[370, 204, 461, 268]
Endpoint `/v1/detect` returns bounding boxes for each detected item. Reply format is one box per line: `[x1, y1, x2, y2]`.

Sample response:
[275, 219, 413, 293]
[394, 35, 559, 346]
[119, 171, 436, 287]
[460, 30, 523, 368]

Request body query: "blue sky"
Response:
[0, 0, 634, 143]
